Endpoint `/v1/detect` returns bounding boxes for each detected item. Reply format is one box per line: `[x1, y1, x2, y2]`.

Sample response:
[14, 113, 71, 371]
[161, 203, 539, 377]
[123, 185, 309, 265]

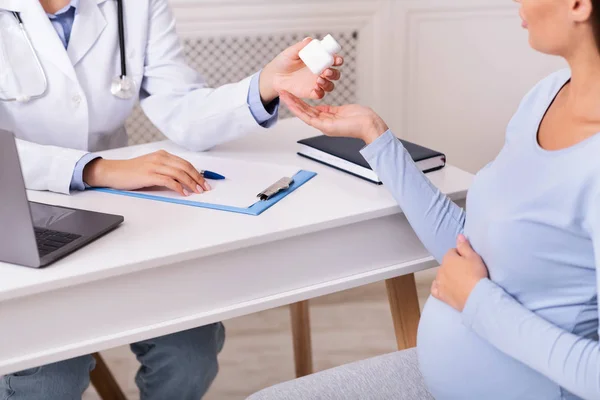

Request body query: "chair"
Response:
[287, 274, 422, 378]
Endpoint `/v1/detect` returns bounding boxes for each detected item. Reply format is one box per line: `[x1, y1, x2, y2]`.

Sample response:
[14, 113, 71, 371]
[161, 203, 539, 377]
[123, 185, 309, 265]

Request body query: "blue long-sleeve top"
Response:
[46, 1, 278, 190]
[360, 68, 600, 400]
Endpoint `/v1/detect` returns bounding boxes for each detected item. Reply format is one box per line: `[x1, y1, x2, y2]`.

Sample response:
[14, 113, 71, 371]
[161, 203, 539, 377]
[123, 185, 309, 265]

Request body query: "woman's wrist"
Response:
[362, 116, 389, 144]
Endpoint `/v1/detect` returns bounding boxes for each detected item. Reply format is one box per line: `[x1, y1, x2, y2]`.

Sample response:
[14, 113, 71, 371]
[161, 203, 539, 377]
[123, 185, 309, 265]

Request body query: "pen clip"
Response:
[257, 177, 294, 201]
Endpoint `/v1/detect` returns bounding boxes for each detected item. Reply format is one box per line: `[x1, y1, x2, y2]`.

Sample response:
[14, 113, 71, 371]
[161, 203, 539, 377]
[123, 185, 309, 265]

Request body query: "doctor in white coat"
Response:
[0, 0, 343, 399]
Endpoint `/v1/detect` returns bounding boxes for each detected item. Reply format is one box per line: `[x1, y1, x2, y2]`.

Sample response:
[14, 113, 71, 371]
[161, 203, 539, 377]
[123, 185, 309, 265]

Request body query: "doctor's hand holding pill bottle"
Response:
[258, 36, 344, 102]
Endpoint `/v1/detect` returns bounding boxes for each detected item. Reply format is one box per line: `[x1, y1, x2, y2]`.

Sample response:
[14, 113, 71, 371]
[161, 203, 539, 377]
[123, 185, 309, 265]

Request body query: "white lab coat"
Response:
[0, 0, 267, 194]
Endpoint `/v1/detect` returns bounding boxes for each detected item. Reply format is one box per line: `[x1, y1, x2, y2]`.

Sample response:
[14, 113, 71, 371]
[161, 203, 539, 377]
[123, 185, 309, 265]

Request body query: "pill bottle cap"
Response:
[321, 34, 341, 55]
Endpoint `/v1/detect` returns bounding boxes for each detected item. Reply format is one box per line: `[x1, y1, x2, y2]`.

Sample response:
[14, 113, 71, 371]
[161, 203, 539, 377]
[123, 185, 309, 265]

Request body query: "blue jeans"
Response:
[1, 323, 225, 400]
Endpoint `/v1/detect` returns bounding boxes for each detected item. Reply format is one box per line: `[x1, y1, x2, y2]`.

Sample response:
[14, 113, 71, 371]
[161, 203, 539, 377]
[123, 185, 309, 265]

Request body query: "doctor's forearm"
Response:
[82, 158, 109, 188]
[71, 153, 102, 191]
[15, 138, 88, 194]
[258, 66, 279, 105]
[248, 73, 279, 128]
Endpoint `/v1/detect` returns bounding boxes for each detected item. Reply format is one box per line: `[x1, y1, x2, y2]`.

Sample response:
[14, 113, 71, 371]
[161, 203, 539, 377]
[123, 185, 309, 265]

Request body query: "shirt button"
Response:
[72, 94, 82, 106]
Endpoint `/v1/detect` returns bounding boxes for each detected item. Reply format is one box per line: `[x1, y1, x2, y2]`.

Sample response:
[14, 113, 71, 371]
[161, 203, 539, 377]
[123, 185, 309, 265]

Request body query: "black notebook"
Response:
[297, 135, 446, 184]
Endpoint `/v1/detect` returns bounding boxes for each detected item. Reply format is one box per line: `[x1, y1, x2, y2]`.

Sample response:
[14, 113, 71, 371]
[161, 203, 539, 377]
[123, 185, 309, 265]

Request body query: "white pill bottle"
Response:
[298, 35, 342, 75]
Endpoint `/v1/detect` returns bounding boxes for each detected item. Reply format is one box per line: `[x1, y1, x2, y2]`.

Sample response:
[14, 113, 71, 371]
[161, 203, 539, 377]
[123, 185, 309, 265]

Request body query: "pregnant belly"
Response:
[417, 297, 563, 400]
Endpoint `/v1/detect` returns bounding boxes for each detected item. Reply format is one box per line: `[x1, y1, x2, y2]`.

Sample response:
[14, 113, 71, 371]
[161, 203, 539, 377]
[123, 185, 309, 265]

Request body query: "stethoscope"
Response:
[110, 0, 135, 99]
[1, 0, 135, 102]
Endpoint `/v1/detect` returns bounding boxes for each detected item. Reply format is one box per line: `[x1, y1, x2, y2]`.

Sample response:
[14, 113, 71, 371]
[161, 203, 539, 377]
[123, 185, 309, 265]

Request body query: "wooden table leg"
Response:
[386, 273, 421, 350]
[290, 301, 313, 377]
[90, 353, 127, 400]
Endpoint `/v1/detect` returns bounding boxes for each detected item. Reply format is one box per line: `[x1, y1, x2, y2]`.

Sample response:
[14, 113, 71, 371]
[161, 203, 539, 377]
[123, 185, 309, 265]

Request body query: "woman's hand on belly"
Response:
[432, 234, 489, 312]
[82, 150, 211, 196]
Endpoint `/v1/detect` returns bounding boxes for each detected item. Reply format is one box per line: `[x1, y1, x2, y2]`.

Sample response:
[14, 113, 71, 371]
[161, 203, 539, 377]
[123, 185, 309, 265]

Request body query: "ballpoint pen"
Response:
[200, 170, 226, 180]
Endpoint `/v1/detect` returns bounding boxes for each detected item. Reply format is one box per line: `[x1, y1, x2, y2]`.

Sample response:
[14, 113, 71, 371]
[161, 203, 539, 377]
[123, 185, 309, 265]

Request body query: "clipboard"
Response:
[92, 170, 316, 216]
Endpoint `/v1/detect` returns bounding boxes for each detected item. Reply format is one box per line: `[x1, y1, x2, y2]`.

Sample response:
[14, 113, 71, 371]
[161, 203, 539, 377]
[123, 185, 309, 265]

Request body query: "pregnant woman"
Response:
[248, 0, 600, 399]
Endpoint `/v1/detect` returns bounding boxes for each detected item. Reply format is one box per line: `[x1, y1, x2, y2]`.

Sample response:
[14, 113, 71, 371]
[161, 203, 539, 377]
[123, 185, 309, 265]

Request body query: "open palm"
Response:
[280, 91, 388, 141]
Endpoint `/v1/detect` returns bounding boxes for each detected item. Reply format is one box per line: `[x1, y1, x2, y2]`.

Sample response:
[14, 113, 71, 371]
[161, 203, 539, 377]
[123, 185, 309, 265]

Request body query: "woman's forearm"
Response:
[360, 130, 466, 262]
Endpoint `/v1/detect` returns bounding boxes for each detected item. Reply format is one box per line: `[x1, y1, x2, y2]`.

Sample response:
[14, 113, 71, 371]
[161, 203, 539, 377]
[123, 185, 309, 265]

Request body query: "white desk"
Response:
[0, 118, 473, 376]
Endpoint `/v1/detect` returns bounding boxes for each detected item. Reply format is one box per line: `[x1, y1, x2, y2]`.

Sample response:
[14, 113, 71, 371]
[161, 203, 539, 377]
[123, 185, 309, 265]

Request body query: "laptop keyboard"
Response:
[34, 227, 81, 258]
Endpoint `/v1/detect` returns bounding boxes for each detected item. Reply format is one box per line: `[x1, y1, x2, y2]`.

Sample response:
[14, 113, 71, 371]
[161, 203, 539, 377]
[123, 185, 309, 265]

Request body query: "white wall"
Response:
[168, 0, 566, 173]
[389, 1, 566, 173]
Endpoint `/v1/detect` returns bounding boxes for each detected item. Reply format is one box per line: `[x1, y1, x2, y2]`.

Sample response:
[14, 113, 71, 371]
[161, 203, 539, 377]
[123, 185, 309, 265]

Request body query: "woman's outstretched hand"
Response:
[280, 91, 389, 144]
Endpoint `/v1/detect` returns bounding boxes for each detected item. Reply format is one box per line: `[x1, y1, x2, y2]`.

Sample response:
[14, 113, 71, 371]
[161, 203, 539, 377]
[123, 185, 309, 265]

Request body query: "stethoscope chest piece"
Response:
[110, 76, 136, 99]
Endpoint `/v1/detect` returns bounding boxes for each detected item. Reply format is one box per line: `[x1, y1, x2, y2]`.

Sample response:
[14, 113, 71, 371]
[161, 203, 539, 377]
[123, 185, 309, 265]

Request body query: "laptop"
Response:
[0, 130, 124, 268]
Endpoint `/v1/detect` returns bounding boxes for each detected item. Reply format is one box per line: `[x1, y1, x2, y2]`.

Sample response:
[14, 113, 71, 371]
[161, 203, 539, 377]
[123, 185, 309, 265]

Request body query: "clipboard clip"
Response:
[257, 177, 294, 201]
